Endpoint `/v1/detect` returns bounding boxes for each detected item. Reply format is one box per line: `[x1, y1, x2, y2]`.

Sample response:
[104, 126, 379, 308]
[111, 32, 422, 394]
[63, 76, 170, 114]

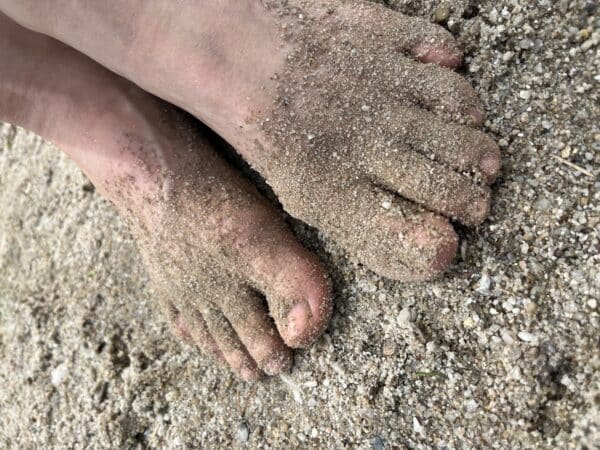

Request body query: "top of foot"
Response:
[0, 0, 502, 279]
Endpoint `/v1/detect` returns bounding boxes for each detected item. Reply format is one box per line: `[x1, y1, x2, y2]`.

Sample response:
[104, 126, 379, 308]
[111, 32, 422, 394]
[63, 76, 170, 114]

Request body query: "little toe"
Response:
[320, 181, 458, 281]
[220, 289, 293, 376]
[198, 307, 261, 381]
[159, 298, 194, 344]
[367, 148, 492, 226]
[391, 106, 502, 183]
[396, 17, 462, 68]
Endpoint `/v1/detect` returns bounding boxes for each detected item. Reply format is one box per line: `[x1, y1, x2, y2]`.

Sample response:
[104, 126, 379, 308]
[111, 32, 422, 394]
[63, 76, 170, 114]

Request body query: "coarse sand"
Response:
[0, 0, 598, 448]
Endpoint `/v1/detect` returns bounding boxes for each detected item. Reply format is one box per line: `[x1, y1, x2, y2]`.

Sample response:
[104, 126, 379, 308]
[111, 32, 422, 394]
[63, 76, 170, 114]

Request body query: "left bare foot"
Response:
[0, 15, 332, 380]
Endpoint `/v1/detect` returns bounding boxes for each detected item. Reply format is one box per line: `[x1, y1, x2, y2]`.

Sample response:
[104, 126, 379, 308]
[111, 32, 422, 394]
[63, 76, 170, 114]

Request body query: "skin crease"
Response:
[0, 1, 501, 378]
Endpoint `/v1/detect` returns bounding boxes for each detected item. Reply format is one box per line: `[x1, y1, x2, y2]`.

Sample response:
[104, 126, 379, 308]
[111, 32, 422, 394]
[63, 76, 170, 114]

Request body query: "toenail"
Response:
[469, 108, 485, 125]
[479, 150, 502, 182]
[467, 197, 491, 225]
[285, 301, 311, 343]
[413, 43, 462, 68]
[431, 232, 458, 273]
[263, 352, 292, 376]
[241, 367, 259, 381]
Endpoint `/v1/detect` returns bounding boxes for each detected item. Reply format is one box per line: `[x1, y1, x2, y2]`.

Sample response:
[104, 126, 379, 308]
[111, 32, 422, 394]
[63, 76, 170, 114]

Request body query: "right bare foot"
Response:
[0, 15, 331, 380]
[0, 0, 501, 281]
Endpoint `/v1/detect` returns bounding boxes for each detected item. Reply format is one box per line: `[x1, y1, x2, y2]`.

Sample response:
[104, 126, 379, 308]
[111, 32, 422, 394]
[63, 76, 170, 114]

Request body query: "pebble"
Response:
[476, 273, 492, 294]
[519, 38, 533, 49]
[434, 4, 451, 23]
[519, 90, 532, 100]
[517, 331, 537, 342]
[502, 51, 515, 62]
[535, 198, 551, 210]
[235, 422, 249, 443]
[413, 417, 425, 436]
[382, 340, 396, 356]
[371, 436, 384, 450]
[51, 364, 68, 386]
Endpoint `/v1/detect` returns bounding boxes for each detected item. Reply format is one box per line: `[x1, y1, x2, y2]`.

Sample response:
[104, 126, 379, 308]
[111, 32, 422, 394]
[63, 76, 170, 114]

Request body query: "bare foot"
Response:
[0, 0, 501, 281]
[0, 15, 332, 380]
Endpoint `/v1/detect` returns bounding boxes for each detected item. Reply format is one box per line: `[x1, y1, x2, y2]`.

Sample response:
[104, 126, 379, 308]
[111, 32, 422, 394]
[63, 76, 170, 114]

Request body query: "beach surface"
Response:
[0, 0, 598, 448]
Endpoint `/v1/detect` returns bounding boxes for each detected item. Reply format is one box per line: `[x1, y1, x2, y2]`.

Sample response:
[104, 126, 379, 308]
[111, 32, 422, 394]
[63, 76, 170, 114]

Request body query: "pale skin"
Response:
[0, 1, 501, 380]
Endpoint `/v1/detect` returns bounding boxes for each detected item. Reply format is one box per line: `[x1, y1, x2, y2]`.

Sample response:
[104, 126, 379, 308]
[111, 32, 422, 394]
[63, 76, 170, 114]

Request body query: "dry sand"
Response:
[1, 0, 598, 448]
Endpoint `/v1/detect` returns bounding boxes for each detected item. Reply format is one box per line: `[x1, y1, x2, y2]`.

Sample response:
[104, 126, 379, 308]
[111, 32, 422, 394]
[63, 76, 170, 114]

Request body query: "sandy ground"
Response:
[1, 0, 598, 448]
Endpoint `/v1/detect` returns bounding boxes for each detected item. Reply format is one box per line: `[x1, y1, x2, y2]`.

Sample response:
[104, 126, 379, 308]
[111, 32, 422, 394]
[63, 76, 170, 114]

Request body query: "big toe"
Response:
[261, 247, 332, 349]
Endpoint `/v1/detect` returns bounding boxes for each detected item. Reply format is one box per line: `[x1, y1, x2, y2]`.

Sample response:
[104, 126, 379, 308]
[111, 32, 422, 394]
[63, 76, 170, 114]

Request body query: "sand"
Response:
[1, 0, 598, 448]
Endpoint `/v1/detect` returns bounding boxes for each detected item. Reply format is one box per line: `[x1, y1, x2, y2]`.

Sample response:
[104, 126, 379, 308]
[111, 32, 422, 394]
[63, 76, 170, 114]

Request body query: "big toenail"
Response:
[286, 301, 310, 340]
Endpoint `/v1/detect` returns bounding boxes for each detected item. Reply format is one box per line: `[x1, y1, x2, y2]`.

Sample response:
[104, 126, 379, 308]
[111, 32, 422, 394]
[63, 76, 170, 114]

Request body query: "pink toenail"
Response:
[479, 150, 502, 182]
[467, 198, 491, 225]
[470, 108, 485, 125]
[414, 44, 462, 68]
[286, 301, 310, 340]
[241, 367, 258, 381]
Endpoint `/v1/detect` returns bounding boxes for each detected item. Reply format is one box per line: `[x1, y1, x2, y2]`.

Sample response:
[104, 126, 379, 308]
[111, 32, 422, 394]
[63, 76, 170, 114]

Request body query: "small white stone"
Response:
[361, 105, 371, 112]
[518, 331, 536, 342]
[519, 90, 532, 100]
[51, 364, 68, 386]
[476, 273, 491, 293]
[413, 417, 425, 436]
[235, 423, 249, 443]
[465, 399, 478, 412]
[381, 200, 391, 210]
[500, 329, 515, 345]
[307, 133, 315, 140]
[560, 374, 573, 387]
[502, 51, 514, 62]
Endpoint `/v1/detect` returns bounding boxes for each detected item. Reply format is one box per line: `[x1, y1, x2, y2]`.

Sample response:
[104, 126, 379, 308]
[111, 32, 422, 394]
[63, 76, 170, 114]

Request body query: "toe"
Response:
[220, 290, 293, 376]
[413, 43, 463, 68]
[234, 208, 332, 349]
[163, 301, 193, 343]
[182, 309, 228, 365]
[195, 307, 261, 381]
[367, 147, 492, 226]
[320, 181, 458, 281]
[252, 244, 332, 349]
[390, 106, 502, 183]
